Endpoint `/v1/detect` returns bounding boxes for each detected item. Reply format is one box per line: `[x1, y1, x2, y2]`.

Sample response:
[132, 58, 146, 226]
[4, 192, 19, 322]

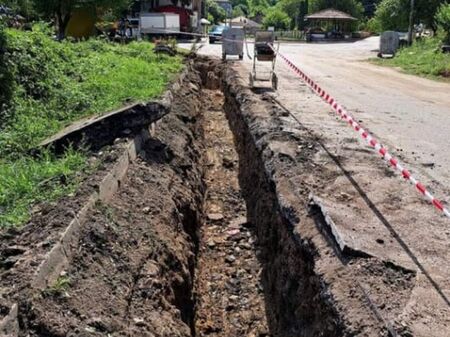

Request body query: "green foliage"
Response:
[373, 0, 447, 33]
[263, 6, 291, 29]
[365, 16, 382, 33]
[232, 4, 248, 17]
[415, 0, 447, 32]
[0, 149, 86, 226]
[0, 23, 14, 118]
[372, 0, 409, 31]
[436, 3, 450, 43]
[310, 0, 365, 19]
[44, 275, 71, 296]
[1, 0, 38, 19]
[248, 0, 269, 16]
[0, 27, 182, 227]
[277, 0, 302, 29]
[375, 37, 450, 78]
[207, 0, 227, 24]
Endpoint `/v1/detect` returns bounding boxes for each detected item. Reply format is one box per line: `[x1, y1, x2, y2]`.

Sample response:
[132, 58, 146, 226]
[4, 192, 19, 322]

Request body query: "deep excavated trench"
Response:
[1, 60, 353, 337]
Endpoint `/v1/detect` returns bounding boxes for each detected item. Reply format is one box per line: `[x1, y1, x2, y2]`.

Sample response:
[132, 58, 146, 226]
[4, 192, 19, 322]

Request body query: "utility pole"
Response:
[407, 0, 415, 45]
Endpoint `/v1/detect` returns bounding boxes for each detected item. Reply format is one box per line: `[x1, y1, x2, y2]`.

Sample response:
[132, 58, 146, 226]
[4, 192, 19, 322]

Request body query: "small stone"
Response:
[133, 317, 146, 326]
[208, 213, 224, 221]
[227, 229, 240, 237]
[207, 240, 216, 248]
[143, 207, 151, 214]
[226, 255, 236, 263]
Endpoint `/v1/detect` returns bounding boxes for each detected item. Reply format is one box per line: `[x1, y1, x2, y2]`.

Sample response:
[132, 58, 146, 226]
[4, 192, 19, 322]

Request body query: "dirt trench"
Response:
[1, 59, 372, 337]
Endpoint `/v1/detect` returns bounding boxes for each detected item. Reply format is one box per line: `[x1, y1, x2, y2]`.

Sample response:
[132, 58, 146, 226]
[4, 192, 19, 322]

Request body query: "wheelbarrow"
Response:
[249, 30, 279, 90]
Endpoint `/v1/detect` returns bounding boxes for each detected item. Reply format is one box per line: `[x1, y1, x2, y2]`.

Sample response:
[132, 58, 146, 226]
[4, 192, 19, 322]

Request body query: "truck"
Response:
[139, 13, 180, 35]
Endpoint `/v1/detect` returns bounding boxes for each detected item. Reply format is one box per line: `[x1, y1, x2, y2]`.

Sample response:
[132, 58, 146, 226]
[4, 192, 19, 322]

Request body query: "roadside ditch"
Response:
[0, 57, 413, 337]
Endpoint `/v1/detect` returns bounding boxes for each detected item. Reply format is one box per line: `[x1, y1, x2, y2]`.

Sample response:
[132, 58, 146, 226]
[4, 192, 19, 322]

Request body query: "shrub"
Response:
[436, 3, 450, 44]
[206, 0, 227, 24]
[0, 23, 14, 122]
[366, 17, 382, 34]
[263, 7, 291, 30]
[373, 0, 410, 32]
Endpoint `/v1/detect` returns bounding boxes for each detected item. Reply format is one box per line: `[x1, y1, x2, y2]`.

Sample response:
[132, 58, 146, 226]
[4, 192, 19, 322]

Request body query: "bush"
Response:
[376, 37, 450, 78]
[0, 23, 14, 121]
[373, 0, 410, 31]
[263, 7, 291, 30]
[310, 0, 365, 19]
[207, 0, 227, 24]
[436, 3, 450, 44]
[365, 17, 382, 34]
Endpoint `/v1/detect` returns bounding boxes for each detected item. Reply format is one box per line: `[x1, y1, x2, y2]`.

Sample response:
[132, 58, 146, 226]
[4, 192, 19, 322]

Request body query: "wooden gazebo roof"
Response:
[305, 8, 357, 21]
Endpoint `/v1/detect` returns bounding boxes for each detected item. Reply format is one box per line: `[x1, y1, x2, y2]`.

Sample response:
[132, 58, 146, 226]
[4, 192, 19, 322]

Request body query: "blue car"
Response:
[209, 25, 229, 44]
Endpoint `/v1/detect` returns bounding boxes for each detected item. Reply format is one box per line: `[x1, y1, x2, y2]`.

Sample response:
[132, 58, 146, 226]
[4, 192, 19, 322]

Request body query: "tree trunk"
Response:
[56, 5, 71, 40]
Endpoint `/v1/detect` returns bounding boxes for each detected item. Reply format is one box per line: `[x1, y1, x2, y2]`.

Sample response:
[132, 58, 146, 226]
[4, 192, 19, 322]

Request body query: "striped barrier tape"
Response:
[269, 45, 450, 220]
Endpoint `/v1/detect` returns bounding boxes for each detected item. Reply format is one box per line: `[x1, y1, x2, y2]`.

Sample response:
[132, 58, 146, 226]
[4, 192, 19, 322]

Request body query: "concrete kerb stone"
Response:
[0, 129, 150, 337]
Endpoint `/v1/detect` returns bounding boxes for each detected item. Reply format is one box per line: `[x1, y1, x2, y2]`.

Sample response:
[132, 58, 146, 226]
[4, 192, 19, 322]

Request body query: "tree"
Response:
[206, 0, 227, 23]
[248, 0, 269, 16]
[415, 0, 447, 33]
[0, 23, 14, 121]
[372, 0, 409, 31]
[2, 0, 37, 19]
[33, 0, 132, 39]
[278, 0, 308, 29]
[263, 6, 291, 29]
[373, 0, 446, 33]
[232, 4, 248, 17]
[309, 0, 365, 19]
[361, 0, 381, 17]
[436, 2, 450, 43]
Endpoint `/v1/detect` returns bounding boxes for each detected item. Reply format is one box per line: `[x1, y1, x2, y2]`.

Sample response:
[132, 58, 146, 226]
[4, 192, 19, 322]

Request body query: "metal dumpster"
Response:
[378, 31, 400, 58]
[222, 28, 244, 60]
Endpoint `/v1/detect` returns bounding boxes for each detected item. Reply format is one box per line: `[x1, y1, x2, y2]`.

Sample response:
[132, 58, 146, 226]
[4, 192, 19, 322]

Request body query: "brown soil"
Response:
[194, 90, 269, 336]
[1, 57, 444, 337]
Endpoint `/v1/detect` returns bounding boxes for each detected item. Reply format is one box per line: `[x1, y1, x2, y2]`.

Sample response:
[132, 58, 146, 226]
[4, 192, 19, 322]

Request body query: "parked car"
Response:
[209, 25, 229, 44]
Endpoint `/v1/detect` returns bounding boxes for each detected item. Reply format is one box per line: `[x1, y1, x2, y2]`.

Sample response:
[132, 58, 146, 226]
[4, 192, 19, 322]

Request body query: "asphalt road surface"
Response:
[181, 37, 450, 202]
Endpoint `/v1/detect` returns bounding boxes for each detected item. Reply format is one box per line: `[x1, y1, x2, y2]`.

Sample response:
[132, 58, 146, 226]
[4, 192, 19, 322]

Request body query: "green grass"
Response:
[373, 38, 450, 80]
[0, 25, 183, 227]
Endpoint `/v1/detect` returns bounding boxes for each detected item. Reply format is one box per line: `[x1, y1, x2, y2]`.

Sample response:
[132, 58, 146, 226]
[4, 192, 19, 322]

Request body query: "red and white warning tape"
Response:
[270, 46, 450, 219]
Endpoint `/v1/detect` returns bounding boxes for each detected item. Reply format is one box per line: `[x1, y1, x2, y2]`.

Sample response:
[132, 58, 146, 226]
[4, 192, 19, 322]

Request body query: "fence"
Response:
[273, 30, 305, 41]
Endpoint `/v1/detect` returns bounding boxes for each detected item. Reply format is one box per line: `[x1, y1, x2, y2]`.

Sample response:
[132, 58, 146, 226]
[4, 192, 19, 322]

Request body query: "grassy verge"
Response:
[372, 38, 450, 80]
[0, 25, 182, 227]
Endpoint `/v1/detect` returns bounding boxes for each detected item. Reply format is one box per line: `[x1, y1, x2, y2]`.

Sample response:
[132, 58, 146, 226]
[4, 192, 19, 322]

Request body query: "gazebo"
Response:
[305, 8, 357, 40]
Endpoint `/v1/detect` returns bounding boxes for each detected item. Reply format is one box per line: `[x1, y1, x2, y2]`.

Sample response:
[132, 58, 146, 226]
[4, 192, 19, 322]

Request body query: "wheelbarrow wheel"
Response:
[249, 73, 254, 88]
[222, 53, 226, 61]
[271, 73, 278, 90]
[239, 53, 243, 60]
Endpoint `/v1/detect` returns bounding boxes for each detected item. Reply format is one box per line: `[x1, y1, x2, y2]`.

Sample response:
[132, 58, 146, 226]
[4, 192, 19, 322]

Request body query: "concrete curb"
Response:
[0, 129, 150, 337]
